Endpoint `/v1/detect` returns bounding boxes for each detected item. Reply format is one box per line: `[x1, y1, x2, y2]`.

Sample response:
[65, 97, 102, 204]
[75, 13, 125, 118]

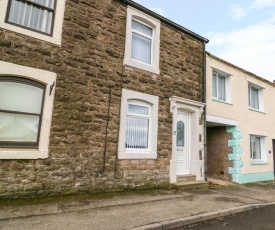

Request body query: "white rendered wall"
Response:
[206, 54, 275, 175]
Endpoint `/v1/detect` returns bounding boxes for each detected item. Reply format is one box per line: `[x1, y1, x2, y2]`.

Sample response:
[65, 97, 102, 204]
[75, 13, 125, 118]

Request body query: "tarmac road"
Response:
[178, 204, 275, 230]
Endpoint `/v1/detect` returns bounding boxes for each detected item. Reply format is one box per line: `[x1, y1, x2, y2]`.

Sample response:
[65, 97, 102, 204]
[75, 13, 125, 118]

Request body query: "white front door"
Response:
[176, 112, 190, 175]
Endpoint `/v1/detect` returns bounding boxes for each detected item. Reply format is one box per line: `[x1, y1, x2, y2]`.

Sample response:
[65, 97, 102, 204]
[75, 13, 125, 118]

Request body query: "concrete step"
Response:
[207, 177, 232, 186]
[177, 174, 196, 182]
[171, 181, 209, 190]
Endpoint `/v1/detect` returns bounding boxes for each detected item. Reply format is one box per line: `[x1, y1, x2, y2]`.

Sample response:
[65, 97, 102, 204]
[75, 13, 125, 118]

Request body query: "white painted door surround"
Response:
[169, 96, 205, 183]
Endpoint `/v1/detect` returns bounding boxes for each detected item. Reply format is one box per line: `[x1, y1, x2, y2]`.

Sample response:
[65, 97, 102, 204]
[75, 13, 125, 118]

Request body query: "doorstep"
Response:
[171, 181, 209, 190]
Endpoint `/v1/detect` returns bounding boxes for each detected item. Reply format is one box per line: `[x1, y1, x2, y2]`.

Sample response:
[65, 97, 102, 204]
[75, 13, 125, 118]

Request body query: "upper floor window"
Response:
[124, 7, 160, 74]
[248, 85, 259, 109]
[0, 77, 45, 148]
[212, 70, 231, 103]
[212, 72, 226, 101]
[118, 89, 159, 159]
[0, 0, 66, 45]
[131, 19, 153, 65]
[6, 0, 55, 35]
[248, 84, 264, 112]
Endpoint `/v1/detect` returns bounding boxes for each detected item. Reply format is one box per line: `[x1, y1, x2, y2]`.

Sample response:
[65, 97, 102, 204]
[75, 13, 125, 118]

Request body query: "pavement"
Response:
[1, 180, 275, 230]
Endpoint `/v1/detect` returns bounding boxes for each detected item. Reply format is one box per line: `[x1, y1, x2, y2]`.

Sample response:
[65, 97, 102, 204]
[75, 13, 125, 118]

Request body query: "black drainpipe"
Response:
[203, 42, 208, 181]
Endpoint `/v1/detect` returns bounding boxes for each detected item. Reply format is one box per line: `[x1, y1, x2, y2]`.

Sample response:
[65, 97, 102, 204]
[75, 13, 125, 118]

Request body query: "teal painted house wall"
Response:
[227, 126, 244, 183]
[226, 126, 274, 184]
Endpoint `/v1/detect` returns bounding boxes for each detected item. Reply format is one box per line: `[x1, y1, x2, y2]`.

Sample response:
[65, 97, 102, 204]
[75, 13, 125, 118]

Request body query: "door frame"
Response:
[273, 139, 275, 178]
[176, 111, 191, 175]
[169, 96, 205, 183]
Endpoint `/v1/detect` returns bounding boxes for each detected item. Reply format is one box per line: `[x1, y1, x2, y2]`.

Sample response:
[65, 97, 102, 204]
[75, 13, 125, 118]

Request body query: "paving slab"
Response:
[0, 181, 275, 230]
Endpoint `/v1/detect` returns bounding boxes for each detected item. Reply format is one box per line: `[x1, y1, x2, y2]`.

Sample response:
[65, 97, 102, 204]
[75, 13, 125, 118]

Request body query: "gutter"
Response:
[203, 43, 208, 181]
[117, 0, 209, 43]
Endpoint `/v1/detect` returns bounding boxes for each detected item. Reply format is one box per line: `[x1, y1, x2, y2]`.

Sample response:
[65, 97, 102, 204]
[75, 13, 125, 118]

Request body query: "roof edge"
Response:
[116, 0, 209, 43]
[206, 52, 275, 87]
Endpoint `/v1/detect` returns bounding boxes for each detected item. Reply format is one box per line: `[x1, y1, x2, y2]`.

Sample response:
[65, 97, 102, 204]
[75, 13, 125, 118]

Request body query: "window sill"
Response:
[212, 98, 232, 105]
[118, 151, 157, 159]
[0, 149, 48, 159]
[123, 60, 160, 75]
[250, 161, 268, 165]
[249, 108, 265, 114]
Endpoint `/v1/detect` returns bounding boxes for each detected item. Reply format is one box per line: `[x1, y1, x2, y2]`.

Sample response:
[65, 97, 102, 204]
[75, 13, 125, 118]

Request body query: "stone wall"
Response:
[207, 127, 233, 181]
[0, 0, 204, 198]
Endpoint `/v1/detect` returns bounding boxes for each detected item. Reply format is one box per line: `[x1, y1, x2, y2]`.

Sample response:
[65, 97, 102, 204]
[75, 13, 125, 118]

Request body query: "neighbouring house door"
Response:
[273, 140, 275, 178]
[176, 112, 190, 175]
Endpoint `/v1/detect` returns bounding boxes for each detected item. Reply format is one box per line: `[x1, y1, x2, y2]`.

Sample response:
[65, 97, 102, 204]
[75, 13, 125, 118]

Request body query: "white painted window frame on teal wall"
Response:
[248, 83, 264, 112]
[212, 69, 231, 104]
[123, 6, 160, 74]
[0, 0, 66, 46]
[118, 89, 159, 159]
[0, 61, 56, 159]
[250, 135, 267, 163]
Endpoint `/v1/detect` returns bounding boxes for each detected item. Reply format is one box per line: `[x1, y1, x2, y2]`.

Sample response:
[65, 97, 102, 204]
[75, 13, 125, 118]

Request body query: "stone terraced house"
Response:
[0, 0, 209, 198]
[206, 52, 275, 184]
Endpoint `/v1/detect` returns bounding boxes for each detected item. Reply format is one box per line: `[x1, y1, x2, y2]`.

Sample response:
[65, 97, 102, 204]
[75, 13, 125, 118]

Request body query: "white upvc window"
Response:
[0, 77, 45, 148]
[212, 71, 231, 103]
[126, 101, 150, 150]
[118, 89, 159, 159]
[250, 135, 266, 162]
[6, 0, 55, 35]
[131, 19, 153, 65]
[0, 60, 56, 159]
[248, 84, 264, 112]
[124, 6, 160, 74]
[0, 0, 66, 45]
[249, 86, 259, 109]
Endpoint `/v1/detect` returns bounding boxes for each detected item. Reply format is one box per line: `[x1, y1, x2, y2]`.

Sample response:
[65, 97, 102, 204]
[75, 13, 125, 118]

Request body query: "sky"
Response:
[133, 0, 275, 82]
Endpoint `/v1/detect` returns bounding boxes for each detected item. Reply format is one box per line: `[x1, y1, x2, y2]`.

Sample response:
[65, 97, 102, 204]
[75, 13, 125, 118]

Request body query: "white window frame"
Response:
[123, 6, 160, 75]
[0, 0, 66, 46]
[250, 135, 266, 162]
[212, 70, 231, 103]
[118, 89, 159, 159]
[248, 83, 264, 112]
[126, 100, 150, 151]
[0, 60, 56, 159]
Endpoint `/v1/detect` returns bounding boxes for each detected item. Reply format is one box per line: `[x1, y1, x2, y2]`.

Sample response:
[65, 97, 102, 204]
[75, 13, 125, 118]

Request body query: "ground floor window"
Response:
[0, 77, 45, 148]
[0, 60, 56, 159]
[118, 89, 159, 159]
[250, 135, 266, 162]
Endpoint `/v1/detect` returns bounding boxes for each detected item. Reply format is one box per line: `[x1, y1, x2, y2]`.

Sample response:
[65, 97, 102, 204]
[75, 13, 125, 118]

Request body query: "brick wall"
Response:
[207, 127, 233, 181]
[0, 0, 204, 198]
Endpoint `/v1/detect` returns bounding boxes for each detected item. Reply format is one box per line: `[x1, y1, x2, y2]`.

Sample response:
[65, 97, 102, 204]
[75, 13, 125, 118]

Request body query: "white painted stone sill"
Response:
[248, 108, 265, 114]
[250, 161, 268, 165]
[212, 98, 232, 105]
